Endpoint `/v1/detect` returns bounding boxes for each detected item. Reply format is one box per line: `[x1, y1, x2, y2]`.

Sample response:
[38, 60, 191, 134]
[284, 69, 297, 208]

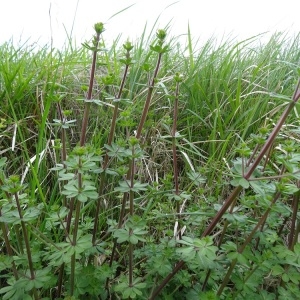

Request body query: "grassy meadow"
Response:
[1, 22, 300, 299]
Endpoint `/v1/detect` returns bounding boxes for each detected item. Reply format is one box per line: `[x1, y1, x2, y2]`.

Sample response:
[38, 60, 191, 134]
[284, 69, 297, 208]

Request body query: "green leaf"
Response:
[23, 207, 41, 222]
[114, 228, 129, 243]
[230, 177, 241, 187]
[177, 236, 218, 268]
[0, 157, 7, 168]
[238, 177, 249, 188]
[114, 180, 148, 193]
[58, 172, 75, 181]
[75, 234, 93, 253]
[272, 265, 284, 276]
[187, 171, 206, 185]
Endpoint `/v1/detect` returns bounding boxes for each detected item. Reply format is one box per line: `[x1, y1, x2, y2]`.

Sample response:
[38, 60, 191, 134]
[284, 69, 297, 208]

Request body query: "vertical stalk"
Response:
[56, 102, 67, 163]
[288, 184, 299, 250]
[0, 178, 18, 279]
[172, 80, 181, 238]
[128, 146, 135, 287]
[70, 159, 83, 296]
[80, 23, 104, 147]
[108, 35, 166, 272]
[14, 192, 35, 279]
[136, 52, 162, 139]
[0, 212, 18, 279]
[58, 27, 104, 295]
[217, 191, 282, 296]
[56, 102, 68, 298]
[92, 54, 131, 245]
[14, 191, 39, 299]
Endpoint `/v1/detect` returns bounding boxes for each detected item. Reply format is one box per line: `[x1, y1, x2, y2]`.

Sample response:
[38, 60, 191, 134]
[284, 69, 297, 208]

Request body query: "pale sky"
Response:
[1, 0, 299, 49]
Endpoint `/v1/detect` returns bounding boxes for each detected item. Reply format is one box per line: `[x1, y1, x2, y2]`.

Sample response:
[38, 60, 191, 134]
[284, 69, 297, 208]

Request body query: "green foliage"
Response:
[1, 17, 300, 300]
[177, 236, 218, 268]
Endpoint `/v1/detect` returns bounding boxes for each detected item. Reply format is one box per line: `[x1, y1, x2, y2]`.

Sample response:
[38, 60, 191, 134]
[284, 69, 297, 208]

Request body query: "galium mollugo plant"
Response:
[1, 20, 300, 300]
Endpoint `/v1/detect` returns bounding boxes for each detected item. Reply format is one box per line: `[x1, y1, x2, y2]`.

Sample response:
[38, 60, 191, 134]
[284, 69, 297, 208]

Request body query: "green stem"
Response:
[70, 253, 76, 296]
[70, 161, 83, 296]
[69, 197, 82, 296]
[56, 102, 67, 163]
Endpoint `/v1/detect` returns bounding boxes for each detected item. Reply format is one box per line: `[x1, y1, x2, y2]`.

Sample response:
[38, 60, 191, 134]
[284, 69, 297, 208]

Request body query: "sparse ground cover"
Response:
[0, 22, 300, 299]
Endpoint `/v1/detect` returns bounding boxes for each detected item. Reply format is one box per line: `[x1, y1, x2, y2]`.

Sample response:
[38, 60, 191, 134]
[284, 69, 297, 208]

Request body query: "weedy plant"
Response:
[0, 21, 300, 300]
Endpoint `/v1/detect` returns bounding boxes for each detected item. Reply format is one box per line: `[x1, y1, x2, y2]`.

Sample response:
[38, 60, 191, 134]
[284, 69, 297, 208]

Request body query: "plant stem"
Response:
[109, 48, 164, 273]
[79, 32, 101, 146]
[14, 192, 35, 279]
[288, 193, 299, 250]
[136, 52, 163, 139]
[217, 191, 281, 296]
[172, 81, 181, 238]
[92, 63, 130, 245]
[149, 260, 185, 299]
[128, 146, 135, 287]
[56, 102, 67, 163]
[0, 211, 18, 279]
[70, 166, 83, 296]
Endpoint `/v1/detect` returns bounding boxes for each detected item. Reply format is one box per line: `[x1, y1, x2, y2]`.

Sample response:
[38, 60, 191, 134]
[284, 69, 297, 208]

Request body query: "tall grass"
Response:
[180, 32, 300, 192]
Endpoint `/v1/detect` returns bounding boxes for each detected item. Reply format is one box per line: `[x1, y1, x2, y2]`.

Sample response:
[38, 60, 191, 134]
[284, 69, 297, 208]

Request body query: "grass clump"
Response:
[0, 22, 300, 300]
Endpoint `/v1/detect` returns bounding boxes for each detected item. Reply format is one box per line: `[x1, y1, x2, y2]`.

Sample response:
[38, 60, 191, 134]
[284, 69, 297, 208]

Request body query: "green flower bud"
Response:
[156, 29, 167, 41]
[9, 175, 20, 183]
[128, 136, 139, 146]
[259, 127, 269, 135]
[73, 146, 87, 156]
[174, 72, 183, 83]
[94, 22, 104, 34]
[123, 40, 134, 51]
[63, 110, 72, 117]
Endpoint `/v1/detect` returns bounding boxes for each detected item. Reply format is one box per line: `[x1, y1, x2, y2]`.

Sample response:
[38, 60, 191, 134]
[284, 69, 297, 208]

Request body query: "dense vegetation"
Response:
[0, 22, 300, 299]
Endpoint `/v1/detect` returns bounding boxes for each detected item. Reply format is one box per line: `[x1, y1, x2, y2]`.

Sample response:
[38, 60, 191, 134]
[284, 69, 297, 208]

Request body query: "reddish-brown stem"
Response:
[172, 81, 181, 238]
[80, 33, 101, 146]
[109, 50, 164, 275]
[149, 260, 185, 299]
[201, 185, 243, 237]
[217, 191, 281, 295]
[136, 52, 163, 139]
[0, 212, 18, 279]
[172, 82, 179, 194]
[244, 79, 300, 179]
[288, 193, 299, 250]
[14, 192, 35, 280]
[92, 63, 130, 245]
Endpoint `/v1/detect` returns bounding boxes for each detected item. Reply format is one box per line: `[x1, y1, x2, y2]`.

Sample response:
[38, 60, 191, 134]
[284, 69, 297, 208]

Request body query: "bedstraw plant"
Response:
[0, 20, 300, 300]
